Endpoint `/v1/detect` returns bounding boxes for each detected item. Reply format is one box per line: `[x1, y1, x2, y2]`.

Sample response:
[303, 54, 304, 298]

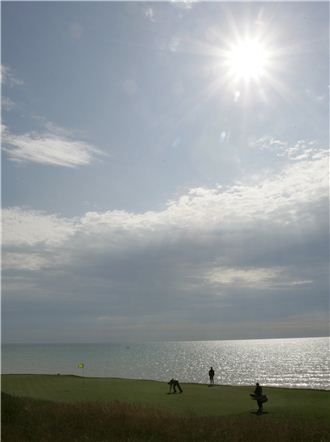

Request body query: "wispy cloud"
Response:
[250, 136, 288, 151]
[2, 252, 50, 271]
[206, 266, 313, 289]
[2, 124, 105, 167]
[169, 36, 182, 52]
[144, 7, 155, 22]
[2, 97, 17, 111]
[171, 0, 194, 11]
[305, 88, 326, 103]
[0, 64, 23, 87]
[250, 136, 328, 162]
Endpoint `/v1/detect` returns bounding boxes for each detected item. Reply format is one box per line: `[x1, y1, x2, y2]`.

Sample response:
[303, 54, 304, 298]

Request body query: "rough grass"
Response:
[2, 392, 330, 442]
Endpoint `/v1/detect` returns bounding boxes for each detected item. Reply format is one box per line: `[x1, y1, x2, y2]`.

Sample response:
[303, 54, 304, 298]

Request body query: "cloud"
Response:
[169, 36, 181, 52]
[305, 88, 326, 103]
[72, 145, 327, 243]
[0, 65, 23, 87]
[2, 252, 50, 271]
[144, 7, 155, 22]
[2, 141, 328, 273]
[2, 138, 328, 248]
[2, 139, 328, 341]
[250, 135, 288, 151]
[171, 0, 194, 11]
[2, 207, 75, 247]
[206, 266, 313, 289]
[2, 124, 105, 167]
[2, 97, 17, 111]
[250, 136, 328, 162]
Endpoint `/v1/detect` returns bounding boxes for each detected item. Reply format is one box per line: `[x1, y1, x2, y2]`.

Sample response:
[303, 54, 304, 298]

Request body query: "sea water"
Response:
[2, 337, 329, 390]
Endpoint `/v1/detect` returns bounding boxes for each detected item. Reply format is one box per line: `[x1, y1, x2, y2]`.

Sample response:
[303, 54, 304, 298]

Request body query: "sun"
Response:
[225, 38, 271, 82]
[203, 24, 288, 102]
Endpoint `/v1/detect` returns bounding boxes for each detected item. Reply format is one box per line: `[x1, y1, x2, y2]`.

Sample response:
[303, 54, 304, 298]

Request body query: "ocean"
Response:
[2, 337, 329, 390]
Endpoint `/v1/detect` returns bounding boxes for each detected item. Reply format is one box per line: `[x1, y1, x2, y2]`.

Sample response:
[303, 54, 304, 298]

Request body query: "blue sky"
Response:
[2, 1, 329, 343]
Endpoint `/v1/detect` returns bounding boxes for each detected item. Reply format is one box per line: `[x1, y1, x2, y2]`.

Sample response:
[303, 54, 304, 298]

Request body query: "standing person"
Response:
[254, 382, 263, 415]
[208, 367, 215, 385]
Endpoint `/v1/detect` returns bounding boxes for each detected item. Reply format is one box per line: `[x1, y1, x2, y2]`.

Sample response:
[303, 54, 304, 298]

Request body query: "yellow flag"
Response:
[78, 363, 84, 369]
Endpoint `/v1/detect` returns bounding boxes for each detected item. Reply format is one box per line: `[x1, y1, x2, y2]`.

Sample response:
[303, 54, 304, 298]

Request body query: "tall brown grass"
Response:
[2, 392, 329, 442]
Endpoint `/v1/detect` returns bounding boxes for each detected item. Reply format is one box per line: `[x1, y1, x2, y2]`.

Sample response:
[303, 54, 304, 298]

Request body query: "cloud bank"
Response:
[2, 140, 329, 341]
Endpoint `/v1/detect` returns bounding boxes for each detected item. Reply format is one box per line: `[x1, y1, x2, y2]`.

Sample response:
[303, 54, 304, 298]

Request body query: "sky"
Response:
[1, 1, 329, 343]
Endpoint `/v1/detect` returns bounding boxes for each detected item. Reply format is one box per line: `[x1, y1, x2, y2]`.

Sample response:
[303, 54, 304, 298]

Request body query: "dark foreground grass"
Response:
[2, 375, 330, 441]
[2, 392, 330, 442]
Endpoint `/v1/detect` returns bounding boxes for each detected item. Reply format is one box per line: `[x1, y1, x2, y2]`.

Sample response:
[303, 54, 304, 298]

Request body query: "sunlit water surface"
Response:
[2, 337, 329, 390]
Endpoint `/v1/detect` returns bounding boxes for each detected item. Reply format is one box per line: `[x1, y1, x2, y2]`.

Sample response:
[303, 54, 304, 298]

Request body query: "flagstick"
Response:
[77, 363, 85, 399]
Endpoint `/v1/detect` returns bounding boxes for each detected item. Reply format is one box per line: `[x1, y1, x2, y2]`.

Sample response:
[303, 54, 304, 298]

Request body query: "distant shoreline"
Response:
[3, 336, 330, 345]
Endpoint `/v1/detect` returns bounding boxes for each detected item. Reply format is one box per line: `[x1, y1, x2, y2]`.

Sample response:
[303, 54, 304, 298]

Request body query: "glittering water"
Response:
[2, 337, 329, 390]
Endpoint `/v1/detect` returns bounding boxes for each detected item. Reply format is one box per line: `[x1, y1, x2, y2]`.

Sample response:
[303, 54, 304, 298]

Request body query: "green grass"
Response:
[1, 374, 329, 419]
[1, 375, 330, 441]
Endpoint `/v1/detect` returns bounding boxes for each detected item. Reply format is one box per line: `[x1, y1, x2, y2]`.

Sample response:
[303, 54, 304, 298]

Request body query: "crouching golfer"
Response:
[168, 378, 183, 394]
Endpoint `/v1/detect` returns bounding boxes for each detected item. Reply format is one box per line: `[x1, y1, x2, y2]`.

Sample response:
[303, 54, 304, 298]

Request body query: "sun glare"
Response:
[225, 38, 270, 82]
